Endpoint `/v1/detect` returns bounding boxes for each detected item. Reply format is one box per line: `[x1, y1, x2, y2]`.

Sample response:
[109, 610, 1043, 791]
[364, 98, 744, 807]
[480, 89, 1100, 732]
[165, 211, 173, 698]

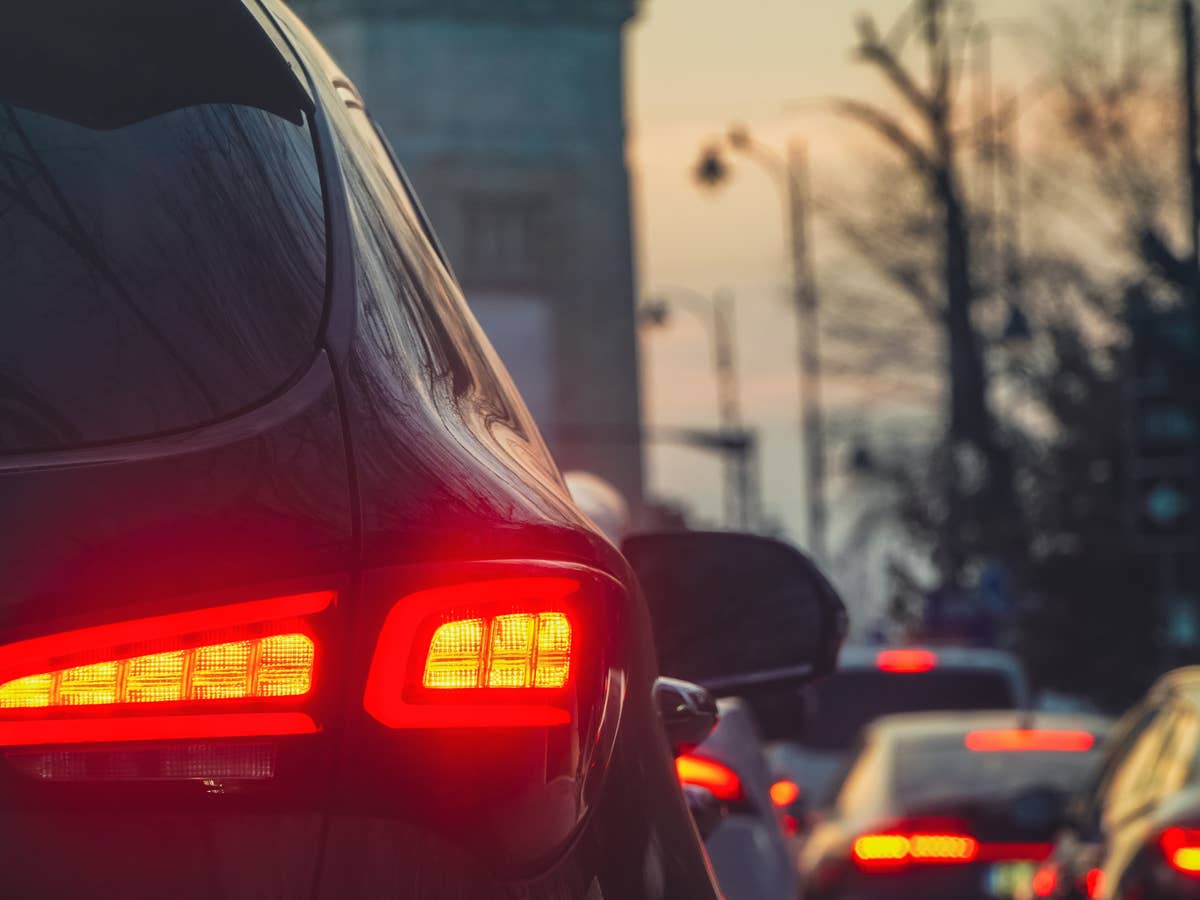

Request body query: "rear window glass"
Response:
[0, 101, 326, 452]
[794, 669, 1018, 751]
[894, 741, 1100, 807]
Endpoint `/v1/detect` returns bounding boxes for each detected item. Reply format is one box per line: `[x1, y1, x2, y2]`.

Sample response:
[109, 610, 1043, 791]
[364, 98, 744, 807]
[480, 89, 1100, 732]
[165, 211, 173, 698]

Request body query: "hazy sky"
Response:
[627, 0, 1047, 547]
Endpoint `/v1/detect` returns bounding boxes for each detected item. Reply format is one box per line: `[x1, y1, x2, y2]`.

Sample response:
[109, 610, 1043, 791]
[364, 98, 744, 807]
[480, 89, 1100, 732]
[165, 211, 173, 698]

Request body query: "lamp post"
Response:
[696, 129, 828, 561]
[639, 287, 754, 528]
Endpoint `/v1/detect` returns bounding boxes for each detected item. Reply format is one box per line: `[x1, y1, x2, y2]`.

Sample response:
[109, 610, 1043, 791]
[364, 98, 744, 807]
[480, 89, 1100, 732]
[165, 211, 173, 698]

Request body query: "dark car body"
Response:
[1036, 668, 1200, 900]
[798, 711, 1109, 900]
[0, 2, 718, 898]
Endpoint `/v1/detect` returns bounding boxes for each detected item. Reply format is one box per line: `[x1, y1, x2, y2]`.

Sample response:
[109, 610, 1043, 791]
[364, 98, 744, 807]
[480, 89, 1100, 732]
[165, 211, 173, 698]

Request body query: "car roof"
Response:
[863, 709, 1114, 745]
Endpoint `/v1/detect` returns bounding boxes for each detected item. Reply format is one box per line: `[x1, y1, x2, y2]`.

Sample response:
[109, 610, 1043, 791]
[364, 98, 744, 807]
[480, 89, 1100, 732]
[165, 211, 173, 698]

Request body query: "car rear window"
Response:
[0, 100, 326, 453]
[794, 669, 1019, 751]
[894, 739, 1100, 807]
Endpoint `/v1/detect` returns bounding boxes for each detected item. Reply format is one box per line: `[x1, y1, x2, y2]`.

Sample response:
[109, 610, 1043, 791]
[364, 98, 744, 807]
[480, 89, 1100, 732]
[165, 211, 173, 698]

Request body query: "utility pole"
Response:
[712, 290, 750, 528]
[787, 143, 828, 563]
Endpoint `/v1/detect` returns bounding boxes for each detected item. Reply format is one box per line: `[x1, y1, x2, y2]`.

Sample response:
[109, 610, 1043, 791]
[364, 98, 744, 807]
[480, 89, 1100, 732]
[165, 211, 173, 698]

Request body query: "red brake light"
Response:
[675, 753, 743, 803]
[770, 778, 800, 807]
[1085, 867, 1104, 898]
[852, 829, 978, 870]
[1161, 827, 1200, 875]
[876, 649, 936, 673]
[964, 729, 1095, 752]
[1032, 863, 1059, 897]
[0, 591, 331, 747]
[363, 576, 581, 729]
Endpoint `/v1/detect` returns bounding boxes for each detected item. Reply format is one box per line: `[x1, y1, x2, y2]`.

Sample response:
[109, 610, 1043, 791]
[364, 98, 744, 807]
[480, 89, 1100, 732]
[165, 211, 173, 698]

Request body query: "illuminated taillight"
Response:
[1085, 867, 1104, 898]
[875, 649, 936, 673]
[675, 753, 743, 803]
[770, 778, 800, 807]
[852, 821, 978, 870]
[0, 591, 331, 747]
[1032, 863, 1058, 897]
[1161, 827, 1200, 875]
[964, 729, 1094, 752]
[422, 611, 571, 690]
[363, 576, 583, 729]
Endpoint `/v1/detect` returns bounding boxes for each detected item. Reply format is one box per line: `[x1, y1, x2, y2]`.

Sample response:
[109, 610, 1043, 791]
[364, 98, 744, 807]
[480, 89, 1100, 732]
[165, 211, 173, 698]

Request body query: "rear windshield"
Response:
[0, 101, 326, 452]
[793, 669, 1018, 751]
[894, 742, 1099, 807]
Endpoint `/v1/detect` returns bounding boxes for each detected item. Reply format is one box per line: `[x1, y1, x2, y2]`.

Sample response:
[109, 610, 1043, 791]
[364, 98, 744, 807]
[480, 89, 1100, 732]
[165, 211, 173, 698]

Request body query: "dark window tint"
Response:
[894, 741, 1100, 807]
[0, 102, 325, 452]
[791, 669, 1018, 751]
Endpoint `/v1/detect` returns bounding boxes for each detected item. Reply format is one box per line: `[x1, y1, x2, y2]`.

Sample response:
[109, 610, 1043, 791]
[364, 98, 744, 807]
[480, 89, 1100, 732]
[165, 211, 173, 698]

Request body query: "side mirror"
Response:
[622, 531, 848, 696]
[653, 676, 719, 754]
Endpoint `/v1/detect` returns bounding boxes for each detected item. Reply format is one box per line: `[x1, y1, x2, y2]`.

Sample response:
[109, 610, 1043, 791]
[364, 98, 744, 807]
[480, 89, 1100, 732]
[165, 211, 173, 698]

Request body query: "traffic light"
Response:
[1127, 307, 1200, 549]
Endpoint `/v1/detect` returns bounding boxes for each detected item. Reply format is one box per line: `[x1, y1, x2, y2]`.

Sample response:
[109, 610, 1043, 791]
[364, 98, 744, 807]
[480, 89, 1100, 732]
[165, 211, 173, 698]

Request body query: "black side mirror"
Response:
[653, 676, 719, 754]
[622, 531, 848, 696]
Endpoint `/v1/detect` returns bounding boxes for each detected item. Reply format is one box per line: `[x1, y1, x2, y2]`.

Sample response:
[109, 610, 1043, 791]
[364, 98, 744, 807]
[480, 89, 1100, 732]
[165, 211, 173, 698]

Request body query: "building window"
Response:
[461, 194, 550, 287]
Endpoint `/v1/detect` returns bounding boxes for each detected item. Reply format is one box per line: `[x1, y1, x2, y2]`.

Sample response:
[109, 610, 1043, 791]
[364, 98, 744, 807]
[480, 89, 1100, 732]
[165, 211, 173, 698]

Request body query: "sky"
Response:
[626, 0, 1048, 557]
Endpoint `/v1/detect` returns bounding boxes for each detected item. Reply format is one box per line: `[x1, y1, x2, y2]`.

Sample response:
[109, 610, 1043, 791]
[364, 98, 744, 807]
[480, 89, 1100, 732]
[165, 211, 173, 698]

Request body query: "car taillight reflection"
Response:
[675, 753, 743, 803]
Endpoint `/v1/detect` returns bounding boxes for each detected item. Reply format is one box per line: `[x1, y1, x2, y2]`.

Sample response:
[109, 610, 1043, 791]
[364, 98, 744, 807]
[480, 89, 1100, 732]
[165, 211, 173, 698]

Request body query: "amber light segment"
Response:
[422, 612, 572, 690]
[486, 614, 537, 688]
[0, 634, 315, 709]
[423, 618, 485, 689]
[533, 612, 571, 688]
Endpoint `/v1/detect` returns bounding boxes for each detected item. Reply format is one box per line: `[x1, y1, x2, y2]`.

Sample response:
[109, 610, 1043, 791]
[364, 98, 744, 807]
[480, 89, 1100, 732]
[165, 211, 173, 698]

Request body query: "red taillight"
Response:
[852, 830, 978, 870]
[363, 576, 581, 729]
[1032, 863, 1059, 897]
[876, 649, 936, 673]
[1085, 867, 1104, 898]
[675, 753, 743, 803]
[770, 778, 800, 807]
[1161, 827, 1200, 875]
[964, 729, 1095, 752]
[0, 591, 331, 747]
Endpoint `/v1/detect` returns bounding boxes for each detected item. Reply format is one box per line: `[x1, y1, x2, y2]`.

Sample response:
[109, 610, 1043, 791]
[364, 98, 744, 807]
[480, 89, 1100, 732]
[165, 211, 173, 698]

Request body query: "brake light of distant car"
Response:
[964, 729, 1095, 752]
[770, 778, 800, 807]
[1085, 867, 1104, 898]
[1160, 827, 1200, 875]
[363, 576, 583, 729]
[1031, 863, 1058, 897]
[875, 649, 937, 673]
[675, 753, 744, 803]
[852, 820, 978, 870]
[0, 591, 331, 748]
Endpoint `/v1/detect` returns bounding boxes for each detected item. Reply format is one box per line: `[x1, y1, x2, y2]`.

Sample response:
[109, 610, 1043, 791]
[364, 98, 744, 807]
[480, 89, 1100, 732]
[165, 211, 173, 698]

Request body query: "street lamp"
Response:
[639, 287, 755, 528]
[694, 126, 828, 562]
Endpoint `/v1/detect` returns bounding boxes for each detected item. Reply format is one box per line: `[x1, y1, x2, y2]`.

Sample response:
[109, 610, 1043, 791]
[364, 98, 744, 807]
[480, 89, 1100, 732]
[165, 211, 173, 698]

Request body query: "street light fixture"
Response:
[693, 126, 828, 562]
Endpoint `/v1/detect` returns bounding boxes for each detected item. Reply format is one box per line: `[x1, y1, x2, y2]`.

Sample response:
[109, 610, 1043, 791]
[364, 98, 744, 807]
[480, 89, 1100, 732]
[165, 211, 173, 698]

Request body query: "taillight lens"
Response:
[770, 778, 800, 807]
[1085, 867, 1104, 898]
[0, 591, 331, 747]
[675, 753, 743, 803]
[1161, 827, 1200, 875]
[852, 820, 978, 870]
[1032, 863, 1059, 897]
[363, 576, 583, 729]
[964, 729, 1095, 752]
[875, 649, 937, 673]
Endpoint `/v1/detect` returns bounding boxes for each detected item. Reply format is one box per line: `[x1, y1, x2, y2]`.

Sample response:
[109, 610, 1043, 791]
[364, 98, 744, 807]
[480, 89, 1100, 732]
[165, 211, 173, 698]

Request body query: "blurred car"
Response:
[675, 697, 799, 900]
[798, 711, 1109, 900]
[766, 645, 1029, 810]
[1033, 667, 1200, 900]
[0, 4, 850, 899]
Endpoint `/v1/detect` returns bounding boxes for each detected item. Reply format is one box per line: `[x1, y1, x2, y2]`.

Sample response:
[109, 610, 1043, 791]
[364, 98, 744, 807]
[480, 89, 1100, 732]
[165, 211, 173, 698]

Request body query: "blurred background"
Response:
[291, 0, 1200, 713]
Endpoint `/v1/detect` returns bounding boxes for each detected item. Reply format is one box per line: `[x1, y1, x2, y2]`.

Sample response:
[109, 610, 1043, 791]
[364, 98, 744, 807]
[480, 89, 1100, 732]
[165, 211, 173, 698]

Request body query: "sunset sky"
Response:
[628, 0, 1050, 552]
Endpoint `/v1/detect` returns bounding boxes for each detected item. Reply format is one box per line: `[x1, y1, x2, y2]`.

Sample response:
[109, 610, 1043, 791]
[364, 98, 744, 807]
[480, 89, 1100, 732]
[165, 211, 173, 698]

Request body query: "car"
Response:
[675, 697, 799, 900]
[765, 644, 1029, 812]
[797, 710, 1110, 900]
[1033, 667, 1200, 900]
[0, 3, 847, 898]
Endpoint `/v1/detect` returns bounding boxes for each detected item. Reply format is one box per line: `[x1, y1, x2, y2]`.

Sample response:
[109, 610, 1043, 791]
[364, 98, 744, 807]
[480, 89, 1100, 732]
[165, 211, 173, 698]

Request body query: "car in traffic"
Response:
[1032, 667, 1200, 900]
[0, 3, 847, 898]
[766, 644, 1029, 813]
[675, 697, 799, 900]
[797, 710, 1109, 900]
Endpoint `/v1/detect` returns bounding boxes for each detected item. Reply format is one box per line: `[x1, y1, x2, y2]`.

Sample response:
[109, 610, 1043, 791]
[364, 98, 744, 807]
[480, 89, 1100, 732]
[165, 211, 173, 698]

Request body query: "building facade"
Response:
[290, 0, 645, 510]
